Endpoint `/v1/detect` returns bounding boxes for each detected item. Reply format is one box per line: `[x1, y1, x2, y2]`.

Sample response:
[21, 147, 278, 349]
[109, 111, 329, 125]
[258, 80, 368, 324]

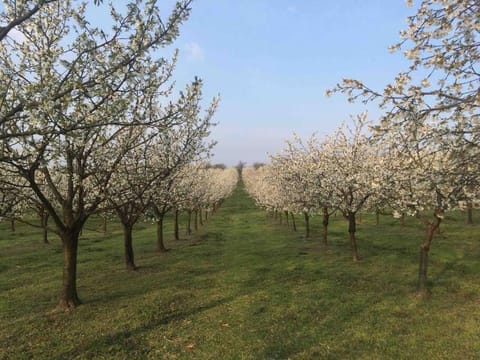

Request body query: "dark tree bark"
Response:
[347, 211, 359, 262]
[400, 213, 405, 227]
[186, 210, 192, 235]
[279, 211, 283, 225]
[417, 211, 442, 297]
[199, 208, 203, 226]
[205, 210, 208, 221]
[60, 229, 82, 309]
[304, 212, 310, 238]
[156, 215, 168, 252]
[174, 208, 180, 240]
[41, 210, 49, 244]
[10, 218, 15, 233]
[376, 211, 380, 226]
[284, 211, 289, 226]
[322, 207, 329, 245]
[123, 223, 137, 271]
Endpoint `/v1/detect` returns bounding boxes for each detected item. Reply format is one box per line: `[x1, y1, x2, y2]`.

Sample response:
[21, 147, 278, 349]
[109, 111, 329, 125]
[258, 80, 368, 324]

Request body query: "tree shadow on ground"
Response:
[56, 293, 240, 359]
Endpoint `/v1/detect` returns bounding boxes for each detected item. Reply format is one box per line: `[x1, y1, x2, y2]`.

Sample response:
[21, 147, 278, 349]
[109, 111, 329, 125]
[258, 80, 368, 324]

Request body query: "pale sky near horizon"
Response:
[167, 0, 419, 166]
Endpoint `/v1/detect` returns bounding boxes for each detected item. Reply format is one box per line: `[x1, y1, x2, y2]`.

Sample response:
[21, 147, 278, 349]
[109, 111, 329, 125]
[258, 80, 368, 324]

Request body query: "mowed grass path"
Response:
[1, 183, 480, 359]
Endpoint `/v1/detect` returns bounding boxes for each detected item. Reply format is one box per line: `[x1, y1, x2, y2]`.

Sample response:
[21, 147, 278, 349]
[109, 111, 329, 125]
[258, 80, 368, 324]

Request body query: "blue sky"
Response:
[5, 0, 417, 166]
[167, 0, 418, 166]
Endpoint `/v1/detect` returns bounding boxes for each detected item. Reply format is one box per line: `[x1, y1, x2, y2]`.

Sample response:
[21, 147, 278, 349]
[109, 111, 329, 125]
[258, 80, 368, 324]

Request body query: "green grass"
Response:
[1, 184, 480, 359]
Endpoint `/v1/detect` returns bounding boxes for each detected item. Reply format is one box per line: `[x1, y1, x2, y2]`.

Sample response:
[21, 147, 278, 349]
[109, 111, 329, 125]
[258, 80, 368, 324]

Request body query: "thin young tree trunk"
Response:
[284, 211, 289, 226]
[10, 218, 15, 233]
[103, 215, 107, 233]
[156, 215, 168, 252]
[291, 213, 297, 231]
[60, 229, 81, 309]
[466, 201, 473, 225]
[279, 211, 283, 225]
[348, 212, 359, 262]
[123, 223, 137, 271]
[205, 210, 208, 221]
[417, 214, 442, 297]
[304, 212, 310, 238]
[199, 209, 203, 226]
[322, 207, 329, 245]
[42, 211, 49, 244]
[194, 210, 198, 231]
[400, 213, 405, 227]
[186, 210, 192, 235]
[376, 211, 380, 226]
[174, 209, 180, 240]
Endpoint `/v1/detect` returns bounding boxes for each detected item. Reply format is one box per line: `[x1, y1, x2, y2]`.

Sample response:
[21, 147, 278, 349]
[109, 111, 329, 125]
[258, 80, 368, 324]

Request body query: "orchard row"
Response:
[0, 1, 232, 310]
[243, 113, 479, 297]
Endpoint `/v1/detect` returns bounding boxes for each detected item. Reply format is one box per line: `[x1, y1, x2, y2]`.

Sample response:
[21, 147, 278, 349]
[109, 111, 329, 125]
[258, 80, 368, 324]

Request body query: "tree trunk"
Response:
[156, 215, 168, 252]
[322, 207, 329, 245]
[199, 209, 203, 226]
[174, 209, 180, 240]
[10, 218, 15, 233]
[205, 210, 208, 221]
[466, 201, 473, 225]
[279, 211, 283, 225]
[41, 211, 49, 244]
[123, 223, 137, 271]
[194, 210, 198, 231]
[284, 211, 289, 226]
[376, 211, 380, 226]
[304, 212, 310, 238]
[103, 215, 107, 233]
[400, 213, 405, 227]
[186, 210, 192, 235]
[60, 230, 81, 309]
[416, 214, 442, 297]
[348, 212, 359, 261]
[291, 213, 297, 232]
[417, 246, 430, 297]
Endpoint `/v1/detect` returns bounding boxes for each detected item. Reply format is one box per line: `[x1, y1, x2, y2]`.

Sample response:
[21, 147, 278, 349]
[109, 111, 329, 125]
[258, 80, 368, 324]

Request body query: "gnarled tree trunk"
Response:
[417, 211, 442, 297]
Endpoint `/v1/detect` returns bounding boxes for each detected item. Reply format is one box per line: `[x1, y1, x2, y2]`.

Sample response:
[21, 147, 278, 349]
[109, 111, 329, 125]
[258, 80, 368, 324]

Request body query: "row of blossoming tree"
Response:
[244, 0, 480, 297]
[0, 0, 238, 310]
[243, 113, 479, 296]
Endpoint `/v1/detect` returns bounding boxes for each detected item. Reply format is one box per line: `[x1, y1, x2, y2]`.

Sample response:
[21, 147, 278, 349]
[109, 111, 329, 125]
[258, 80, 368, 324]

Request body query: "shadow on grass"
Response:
[57, 294, 240, 359]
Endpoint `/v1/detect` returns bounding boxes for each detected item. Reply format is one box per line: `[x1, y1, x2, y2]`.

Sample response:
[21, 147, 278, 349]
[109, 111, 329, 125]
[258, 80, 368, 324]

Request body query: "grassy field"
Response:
[1, 183, 480, 359]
